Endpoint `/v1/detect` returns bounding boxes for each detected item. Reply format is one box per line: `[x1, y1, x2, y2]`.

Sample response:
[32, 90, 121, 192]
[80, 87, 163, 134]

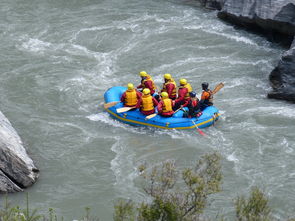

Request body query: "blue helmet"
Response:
[189, 91, 196, 97]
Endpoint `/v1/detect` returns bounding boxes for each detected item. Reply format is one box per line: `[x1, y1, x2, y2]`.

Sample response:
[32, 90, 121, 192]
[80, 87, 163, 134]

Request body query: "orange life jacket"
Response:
[201, 90, 213, 104]
[141, 95, 154, 111]
[179, 83, 193, 99]
[141, 75, 156, 90]
[162, 79, 177, 97]
[125, 89, 137, 106]
[162, 98, 173, 113]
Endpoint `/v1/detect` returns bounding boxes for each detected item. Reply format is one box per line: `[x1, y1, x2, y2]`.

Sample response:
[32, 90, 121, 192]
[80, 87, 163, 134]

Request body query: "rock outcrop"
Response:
[217, 0, 295, 45]
[199, 0, 225, 10]
[268, 37, 295, 102]
[196, 0, 295, 103]
[0, 111, 39, 193]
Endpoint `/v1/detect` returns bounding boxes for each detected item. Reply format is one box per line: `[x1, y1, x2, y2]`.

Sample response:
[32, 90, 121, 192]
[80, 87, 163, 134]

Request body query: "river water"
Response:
[1, 0, 295, 220]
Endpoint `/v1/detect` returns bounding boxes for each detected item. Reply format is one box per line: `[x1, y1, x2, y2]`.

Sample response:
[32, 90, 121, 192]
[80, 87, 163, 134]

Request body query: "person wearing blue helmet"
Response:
[183, 91, 202, 118]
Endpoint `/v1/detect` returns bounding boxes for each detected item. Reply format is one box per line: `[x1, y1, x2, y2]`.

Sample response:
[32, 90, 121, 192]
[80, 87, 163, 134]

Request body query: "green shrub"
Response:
[114, 152, 222, 221]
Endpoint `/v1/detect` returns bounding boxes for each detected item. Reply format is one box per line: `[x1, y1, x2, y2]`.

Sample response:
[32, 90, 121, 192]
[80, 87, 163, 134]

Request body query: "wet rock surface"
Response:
[0, 111, 39, 193]
[268, 37, 295, 102]
[196, 0, 295, 102]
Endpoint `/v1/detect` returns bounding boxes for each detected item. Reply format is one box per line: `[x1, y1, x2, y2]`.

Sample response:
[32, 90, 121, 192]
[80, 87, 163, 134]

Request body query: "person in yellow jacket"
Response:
[137, 71, 156, 95]
[161, 73, 177, 100]
[157, 92, 175, 117]
[136, 88, 158, 115]
[120, 83, 142, 107]
[174, 78, 193, 110]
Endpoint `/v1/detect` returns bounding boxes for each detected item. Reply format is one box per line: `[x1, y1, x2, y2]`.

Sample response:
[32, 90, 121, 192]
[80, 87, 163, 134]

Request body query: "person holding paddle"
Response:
[137, 71, 156, 95]
[183, 91, 202, 118]
[157, 92, 175, 117]
[199, 82, 213, 110]
[120, 83, 142, 107]
[136, 88, 158, 116]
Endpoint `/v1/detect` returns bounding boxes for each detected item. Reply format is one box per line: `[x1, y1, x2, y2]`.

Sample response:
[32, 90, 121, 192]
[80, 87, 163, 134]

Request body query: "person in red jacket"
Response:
[183, 92, 202, 118]
[174, 78, 192, 110]
[157, 92, 175, 117]
[120, 83, 142, 107]
[137, 71, 156, 95]
[136, 88, 158, 115]
[161, 73, 177, 100]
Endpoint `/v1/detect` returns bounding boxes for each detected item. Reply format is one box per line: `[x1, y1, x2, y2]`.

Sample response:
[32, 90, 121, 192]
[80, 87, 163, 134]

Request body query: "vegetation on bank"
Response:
[0, 152, 292, 221]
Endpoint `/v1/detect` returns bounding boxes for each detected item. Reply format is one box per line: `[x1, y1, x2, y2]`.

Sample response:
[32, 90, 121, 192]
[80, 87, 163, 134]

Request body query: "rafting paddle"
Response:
[212, 82, 224, 95]
[104, 101, 120, 109]
[191, 119, 206, 136]
[116, 106, 136, 113]
[145, 107, 183, 120]
[145, 113, 157, 120]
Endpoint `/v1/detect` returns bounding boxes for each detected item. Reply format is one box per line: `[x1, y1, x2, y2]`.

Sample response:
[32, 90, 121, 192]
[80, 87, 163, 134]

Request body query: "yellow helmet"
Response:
[180, 78, 187, 85]
[142, 88, 150, 95]
[127, 83, 134, 90]
[164, 73, 171, 80]
[161, 92, 168, 98]
[139, 71, 148, 77]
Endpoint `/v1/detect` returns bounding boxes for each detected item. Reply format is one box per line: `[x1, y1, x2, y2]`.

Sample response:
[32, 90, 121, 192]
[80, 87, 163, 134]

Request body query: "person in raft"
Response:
[183, 91, 202, 118]
[199, 82, 213, 111]
[120, 83, 142, 107]
[136, 88, 158, 116]
[161, 73, 177, 100]
[157, 92, 175, 117]
[137, 71, 156, 95]
[174, 78, 193, 110]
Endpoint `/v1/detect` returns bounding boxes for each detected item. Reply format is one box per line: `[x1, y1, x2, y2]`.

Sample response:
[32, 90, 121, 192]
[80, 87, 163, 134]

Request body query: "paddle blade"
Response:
[197, 127, 206, 136]
[212, 83, 224, 95]
[116, 107, 135, 113]
[104, 101, 119, 109]
[145, 113, 157, 120]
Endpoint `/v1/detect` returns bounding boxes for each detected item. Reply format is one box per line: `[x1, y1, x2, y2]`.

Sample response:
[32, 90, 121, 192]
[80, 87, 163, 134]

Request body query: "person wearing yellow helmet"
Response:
[157, 91, 175, 117]
[137, 71, 156, 95]
[174, 78, 193, 110]
[120, 83, 142, 107]
[136, 88, 158, 115]
[161, 73, 177, 100]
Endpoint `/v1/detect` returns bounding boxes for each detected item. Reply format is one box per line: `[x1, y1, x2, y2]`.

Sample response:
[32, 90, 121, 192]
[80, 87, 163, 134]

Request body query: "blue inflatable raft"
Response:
[104, 86, 220, 130]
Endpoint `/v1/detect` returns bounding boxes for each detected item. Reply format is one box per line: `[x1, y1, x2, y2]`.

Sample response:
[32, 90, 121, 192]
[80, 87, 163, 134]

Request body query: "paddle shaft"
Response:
[104, 101, 119, 109]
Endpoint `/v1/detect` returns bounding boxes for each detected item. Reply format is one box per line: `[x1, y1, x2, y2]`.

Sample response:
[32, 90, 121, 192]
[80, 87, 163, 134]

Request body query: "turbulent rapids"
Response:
[1, 0, 295, 220]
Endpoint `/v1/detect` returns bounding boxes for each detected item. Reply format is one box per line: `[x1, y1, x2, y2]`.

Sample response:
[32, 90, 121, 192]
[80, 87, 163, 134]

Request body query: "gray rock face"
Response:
[268, 37, 295, 102]
[196, 0, 295, 102]
[0, 111, 39, 193]
[199, 0, 225, 10]
[217, 0, 295, 45]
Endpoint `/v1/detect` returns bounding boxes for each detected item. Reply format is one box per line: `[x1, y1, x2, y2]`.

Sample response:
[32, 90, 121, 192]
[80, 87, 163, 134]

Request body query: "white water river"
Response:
[0, 0, 294, 220]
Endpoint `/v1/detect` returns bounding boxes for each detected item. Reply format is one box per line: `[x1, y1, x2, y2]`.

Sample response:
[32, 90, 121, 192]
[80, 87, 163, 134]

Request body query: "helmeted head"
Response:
[202, 82, 209, 90]
[139, 71, 148, 77]
[127, 83, 134, 90]
[161, 92, 169, 99]
[164, 73, 171, 80]
[189, 91, 196, 98]
[180, 78, 187, 85]
[143, 88, 151, 95]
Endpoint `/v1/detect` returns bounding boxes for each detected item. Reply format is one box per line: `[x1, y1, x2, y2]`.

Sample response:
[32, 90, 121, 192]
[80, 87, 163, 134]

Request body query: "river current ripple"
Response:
[0, 0, 294, 220]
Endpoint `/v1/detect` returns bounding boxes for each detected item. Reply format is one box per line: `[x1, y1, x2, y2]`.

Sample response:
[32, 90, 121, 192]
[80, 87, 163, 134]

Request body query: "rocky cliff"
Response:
[197, 0, 295, 103]
[268, 37, 295, 101]
[0, 111, 39, 193]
